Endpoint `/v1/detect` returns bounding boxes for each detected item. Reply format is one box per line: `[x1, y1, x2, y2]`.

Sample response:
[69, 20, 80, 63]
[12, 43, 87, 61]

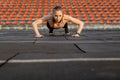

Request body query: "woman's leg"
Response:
[63, 23, 69, 34]
[46, 22, 54, 33]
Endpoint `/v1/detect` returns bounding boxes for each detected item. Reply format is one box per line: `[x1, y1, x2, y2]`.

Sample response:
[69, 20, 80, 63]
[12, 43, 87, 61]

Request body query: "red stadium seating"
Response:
[0, 0, 119, 25]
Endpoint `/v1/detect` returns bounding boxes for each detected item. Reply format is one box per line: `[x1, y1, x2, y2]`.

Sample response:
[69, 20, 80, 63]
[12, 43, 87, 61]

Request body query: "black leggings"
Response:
[46, 22, 69, 33]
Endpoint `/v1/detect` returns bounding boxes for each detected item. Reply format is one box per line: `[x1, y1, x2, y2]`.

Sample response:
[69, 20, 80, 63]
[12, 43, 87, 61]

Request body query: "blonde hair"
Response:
[53, 6, 63, 13]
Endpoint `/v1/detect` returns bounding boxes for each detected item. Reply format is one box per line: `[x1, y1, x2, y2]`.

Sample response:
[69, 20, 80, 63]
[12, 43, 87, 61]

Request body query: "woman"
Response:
[32, 6, 84, 38]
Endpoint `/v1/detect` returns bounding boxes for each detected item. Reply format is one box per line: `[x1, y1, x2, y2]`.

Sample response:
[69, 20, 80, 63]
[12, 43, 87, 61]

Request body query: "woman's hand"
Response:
[35, 34, 44, 38]
[72, 34, 80, 37]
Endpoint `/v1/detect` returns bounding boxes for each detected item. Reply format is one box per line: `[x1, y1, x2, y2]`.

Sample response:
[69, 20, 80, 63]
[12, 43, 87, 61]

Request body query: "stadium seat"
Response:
[113, 20, 118, 24]
[12, 21, 18, 25]
[7, 17, 13, 21]
[85, 20, 90, 24]
[106, 20, 112, 24]
[99, 20, 104, 24]
[0, 0, 119, 25]
[6, 21, 11, 25]
[27, 21, 32, 25]
[20, 21, 26, 25]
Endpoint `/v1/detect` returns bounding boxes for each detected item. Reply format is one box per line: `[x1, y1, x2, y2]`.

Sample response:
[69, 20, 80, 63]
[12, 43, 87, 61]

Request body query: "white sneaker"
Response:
[64, 32, 70, 36]
[49, 33, 54, 36]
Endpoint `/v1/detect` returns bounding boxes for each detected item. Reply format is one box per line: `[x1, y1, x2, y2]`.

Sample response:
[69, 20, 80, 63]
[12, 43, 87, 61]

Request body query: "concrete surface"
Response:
[0, 30, 120, 80]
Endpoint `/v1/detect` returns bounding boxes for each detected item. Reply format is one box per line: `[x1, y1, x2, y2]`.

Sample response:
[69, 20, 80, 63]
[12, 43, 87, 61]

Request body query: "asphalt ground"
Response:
[0, 29, 120, 80]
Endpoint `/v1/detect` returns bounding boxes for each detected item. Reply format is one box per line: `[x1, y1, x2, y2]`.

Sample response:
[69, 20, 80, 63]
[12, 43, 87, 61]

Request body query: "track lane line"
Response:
[0, 58, 119, 63]
[0, 41, 120, 43]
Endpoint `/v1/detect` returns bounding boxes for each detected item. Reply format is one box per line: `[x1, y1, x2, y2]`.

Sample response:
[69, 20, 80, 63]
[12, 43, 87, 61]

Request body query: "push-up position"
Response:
[32, 6, 84, 38]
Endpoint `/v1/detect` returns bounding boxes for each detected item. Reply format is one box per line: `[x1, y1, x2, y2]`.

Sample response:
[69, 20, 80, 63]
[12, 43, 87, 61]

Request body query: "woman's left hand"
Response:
[72, 34, 80, 37]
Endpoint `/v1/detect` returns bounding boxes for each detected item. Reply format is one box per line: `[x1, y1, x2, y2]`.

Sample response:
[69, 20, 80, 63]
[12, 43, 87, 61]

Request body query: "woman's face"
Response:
[53, 10, 63, 23]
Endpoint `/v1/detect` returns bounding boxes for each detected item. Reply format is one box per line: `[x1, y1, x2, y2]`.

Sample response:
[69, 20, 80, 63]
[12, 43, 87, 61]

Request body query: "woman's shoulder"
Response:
[46, 14, 53, 18]
[40, 14, 52, 21]
[63, 14, 72, 20]
[63, 14, 72, 22]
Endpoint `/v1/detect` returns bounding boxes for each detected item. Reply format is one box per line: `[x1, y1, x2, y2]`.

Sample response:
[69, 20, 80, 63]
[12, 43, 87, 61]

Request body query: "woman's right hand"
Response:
[35, 34, 44, 38]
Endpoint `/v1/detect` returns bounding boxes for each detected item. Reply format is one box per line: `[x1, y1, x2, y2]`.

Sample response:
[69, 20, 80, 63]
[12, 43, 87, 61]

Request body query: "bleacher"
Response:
[0, 0, 120, 28]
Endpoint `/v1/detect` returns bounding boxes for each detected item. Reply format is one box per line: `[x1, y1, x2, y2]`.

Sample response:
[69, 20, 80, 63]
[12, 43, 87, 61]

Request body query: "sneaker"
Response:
[64, 32, 70, 36]
[49, 33, 54, 36]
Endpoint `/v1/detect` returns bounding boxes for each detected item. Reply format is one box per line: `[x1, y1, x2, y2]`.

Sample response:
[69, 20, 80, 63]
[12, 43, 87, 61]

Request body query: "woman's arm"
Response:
[65, 15, 84, 37]
[32, 15, 51, 37]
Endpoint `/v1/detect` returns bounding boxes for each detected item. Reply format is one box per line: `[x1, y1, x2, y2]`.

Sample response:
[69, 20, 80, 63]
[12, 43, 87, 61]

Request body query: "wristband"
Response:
[76, 32, 80, 35]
